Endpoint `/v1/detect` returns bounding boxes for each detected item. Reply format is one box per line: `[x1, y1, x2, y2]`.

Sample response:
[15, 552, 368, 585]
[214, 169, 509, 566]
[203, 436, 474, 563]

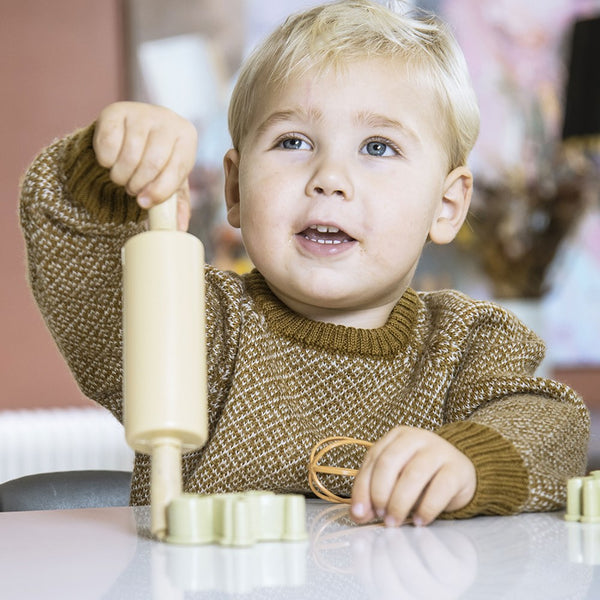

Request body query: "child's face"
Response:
[224, 58, 471, 327]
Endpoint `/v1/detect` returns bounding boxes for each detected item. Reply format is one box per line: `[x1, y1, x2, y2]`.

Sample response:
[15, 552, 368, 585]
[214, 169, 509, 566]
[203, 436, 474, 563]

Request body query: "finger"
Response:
[411, 467, 458, 526]
[384, 451, 443, 526]
[412, 459, 476, 525]
[138, 136, 197, 206]
[350, 467, 376, 523]
[351, 433, 402, 523]
[109, 124, 150, 191]
[351, 427, 413, 522]
[369, 447, 417, 522]
[125, 127, 176, 197]
[93, 111, 126, 169]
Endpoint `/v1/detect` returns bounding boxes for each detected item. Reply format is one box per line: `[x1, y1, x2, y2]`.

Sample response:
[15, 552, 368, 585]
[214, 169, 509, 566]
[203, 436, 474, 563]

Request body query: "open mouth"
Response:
[299, 224, 356, 245]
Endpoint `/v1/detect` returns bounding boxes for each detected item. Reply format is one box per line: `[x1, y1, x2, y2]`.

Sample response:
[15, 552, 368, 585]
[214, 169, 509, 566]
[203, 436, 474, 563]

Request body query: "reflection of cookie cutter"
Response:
[159, 534, 307, 593]
[166, 491, 307, 546]
[565, 472, 600, 523]
[308, 436, 373, 503]
[566, 519, 600, 566]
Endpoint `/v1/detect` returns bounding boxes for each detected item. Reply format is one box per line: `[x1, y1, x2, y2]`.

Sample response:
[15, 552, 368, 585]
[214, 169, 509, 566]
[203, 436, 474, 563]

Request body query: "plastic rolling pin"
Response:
[122, 194, 207, 539]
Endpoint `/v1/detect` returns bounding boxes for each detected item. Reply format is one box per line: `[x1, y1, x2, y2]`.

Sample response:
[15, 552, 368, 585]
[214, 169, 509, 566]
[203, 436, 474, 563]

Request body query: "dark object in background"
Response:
[562, 15, 600, 142]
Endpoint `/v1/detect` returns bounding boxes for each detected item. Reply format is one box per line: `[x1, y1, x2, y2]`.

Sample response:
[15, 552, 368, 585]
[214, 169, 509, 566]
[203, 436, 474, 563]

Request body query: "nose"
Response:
[306, 154, 353, 200]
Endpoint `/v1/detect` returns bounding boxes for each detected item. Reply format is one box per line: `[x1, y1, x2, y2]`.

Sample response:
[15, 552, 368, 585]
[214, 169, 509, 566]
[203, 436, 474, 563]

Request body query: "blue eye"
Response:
[363, 140, 396, 157]
[280, 137, 310, 150]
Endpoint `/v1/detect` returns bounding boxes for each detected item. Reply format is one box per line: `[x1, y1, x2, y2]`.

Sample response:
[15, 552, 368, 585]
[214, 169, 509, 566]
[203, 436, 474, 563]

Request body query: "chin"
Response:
[304, 291, 376, 313]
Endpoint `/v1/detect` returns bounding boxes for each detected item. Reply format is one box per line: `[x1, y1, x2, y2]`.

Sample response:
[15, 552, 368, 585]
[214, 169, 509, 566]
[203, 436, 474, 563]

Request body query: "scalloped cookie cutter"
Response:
[166, 491, 307, 546]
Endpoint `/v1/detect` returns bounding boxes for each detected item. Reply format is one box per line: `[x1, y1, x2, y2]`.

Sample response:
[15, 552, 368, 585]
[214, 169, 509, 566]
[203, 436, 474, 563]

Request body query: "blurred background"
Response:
[1, 0, 599, 479]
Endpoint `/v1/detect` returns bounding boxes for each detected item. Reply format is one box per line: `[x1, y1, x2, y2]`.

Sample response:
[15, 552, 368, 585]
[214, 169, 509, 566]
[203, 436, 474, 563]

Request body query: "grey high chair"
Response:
[0, 470, 132, 511]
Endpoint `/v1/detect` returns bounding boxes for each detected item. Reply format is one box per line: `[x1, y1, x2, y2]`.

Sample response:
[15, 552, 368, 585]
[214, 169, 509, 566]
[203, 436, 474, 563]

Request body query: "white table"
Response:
[0, 500, 598, 599]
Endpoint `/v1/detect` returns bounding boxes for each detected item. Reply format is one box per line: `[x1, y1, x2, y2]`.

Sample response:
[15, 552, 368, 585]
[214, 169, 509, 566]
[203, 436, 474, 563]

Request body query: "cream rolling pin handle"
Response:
[122, 194, 207, 540]
[148, 193, 177, 231]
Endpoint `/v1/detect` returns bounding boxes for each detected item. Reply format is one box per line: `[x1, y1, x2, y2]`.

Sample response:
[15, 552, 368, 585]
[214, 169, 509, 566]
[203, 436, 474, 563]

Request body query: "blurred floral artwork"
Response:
[439, 0, 600, 299]
[459, 156, 594, 298]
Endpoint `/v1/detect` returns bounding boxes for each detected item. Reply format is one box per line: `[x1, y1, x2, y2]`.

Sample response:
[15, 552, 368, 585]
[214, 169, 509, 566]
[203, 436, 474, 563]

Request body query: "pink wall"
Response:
[0, 0, 124, 409]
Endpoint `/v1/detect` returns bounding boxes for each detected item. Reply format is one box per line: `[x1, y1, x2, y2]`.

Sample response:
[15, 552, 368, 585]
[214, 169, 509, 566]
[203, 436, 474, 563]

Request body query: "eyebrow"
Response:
[355, 111, 420, 142]
[254, 107, 323, 138]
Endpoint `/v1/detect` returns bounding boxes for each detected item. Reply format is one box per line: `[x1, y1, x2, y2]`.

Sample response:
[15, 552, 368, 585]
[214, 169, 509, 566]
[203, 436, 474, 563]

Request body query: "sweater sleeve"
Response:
[427, 294, 590, 517]
[19, 124, 145, 421]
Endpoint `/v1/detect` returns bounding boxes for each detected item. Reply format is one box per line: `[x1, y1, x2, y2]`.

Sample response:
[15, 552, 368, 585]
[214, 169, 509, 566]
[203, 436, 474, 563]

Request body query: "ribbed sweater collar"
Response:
[244, 270, 419, 357]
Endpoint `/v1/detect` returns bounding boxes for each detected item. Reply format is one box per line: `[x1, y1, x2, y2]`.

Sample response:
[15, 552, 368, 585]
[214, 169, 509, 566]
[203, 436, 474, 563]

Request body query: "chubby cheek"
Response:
[237, 190, 289, 269]
[240, 191, 284, 236]
[372, 198, 430, 235]
[237, 172, 267, 230]
[239, 198, 270, 254]
[239, 165, 300, 232]
[366, 201, 434, 267]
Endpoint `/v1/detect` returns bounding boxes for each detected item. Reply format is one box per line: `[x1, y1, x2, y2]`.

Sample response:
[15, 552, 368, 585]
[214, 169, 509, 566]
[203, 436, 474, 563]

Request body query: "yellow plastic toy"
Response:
[565, 471, 600, 523]
[166, 491, 307, 546]
[122, 195, 207, 540]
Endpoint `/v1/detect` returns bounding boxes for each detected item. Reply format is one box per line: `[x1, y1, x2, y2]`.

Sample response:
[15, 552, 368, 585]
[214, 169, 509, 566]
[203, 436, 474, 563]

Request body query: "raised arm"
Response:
[19, 103, 198, 420]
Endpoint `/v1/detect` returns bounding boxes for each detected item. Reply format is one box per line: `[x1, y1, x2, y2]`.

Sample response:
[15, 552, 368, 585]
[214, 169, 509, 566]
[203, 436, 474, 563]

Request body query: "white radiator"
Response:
[0, 407, 134, 483]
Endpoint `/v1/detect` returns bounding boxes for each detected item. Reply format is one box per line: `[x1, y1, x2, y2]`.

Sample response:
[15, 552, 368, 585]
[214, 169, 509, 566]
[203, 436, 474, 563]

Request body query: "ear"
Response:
[428, 166, 473, 245]
[223, 149, 241, 228]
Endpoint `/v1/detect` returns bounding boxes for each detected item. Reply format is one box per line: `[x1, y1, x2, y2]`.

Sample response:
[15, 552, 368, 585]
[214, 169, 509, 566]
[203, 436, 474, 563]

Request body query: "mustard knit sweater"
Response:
[19, 125, 589, 518]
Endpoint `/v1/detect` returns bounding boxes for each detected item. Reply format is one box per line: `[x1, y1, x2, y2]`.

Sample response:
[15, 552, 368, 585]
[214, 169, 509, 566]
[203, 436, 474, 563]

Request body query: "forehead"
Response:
[249, 57, 445, 146]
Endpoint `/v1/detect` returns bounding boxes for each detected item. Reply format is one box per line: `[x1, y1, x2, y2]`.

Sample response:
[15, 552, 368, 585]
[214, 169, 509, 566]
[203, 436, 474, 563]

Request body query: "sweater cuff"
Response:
[63, 123, 145, 225]
[436, 421, 529, 519]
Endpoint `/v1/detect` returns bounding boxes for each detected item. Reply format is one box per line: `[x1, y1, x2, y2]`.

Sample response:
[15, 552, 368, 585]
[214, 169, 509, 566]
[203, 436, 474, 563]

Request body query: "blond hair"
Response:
[228, 0, 479, 170]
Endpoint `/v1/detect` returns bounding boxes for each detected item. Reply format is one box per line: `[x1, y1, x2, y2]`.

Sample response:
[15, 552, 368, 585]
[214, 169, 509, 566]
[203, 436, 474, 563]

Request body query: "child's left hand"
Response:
[350, 426, 476, 527]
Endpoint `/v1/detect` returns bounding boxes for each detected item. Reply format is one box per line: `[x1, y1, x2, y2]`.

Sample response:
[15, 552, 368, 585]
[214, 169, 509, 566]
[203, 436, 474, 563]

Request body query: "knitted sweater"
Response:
[19, 125, 590, 518]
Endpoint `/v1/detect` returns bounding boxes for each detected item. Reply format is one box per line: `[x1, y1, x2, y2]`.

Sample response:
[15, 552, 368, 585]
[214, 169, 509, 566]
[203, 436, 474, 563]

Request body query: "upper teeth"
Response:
[310, 225, 339, 233]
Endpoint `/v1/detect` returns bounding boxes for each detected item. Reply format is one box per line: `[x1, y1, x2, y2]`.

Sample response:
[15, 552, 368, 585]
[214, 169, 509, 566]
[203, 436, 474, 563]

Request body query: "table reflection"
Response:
[309, 504, 476, 599]
[305, 504, 593, 600]
[101, 501, 595, 599]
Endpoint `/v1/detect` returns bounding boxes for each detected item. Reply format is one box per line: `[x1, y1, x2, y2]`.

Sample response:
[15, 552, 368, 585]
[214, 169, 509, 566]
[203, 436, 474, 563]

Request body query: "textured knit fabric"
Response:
[19, 125, 590, 518]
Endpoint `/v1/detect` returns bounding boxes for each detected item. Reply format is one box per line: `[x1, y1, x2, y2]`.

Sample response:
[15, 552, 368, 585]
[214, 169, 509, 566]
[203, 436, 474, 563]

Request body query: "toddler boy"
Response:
[20, 0, 589, 527]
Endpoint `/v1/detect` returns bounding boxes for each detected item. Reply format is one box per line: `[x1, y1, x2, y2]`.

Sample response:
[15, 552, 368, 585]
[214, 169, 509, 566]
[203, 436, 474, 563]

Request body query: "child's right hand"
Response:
[93, 102, 198, 230]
